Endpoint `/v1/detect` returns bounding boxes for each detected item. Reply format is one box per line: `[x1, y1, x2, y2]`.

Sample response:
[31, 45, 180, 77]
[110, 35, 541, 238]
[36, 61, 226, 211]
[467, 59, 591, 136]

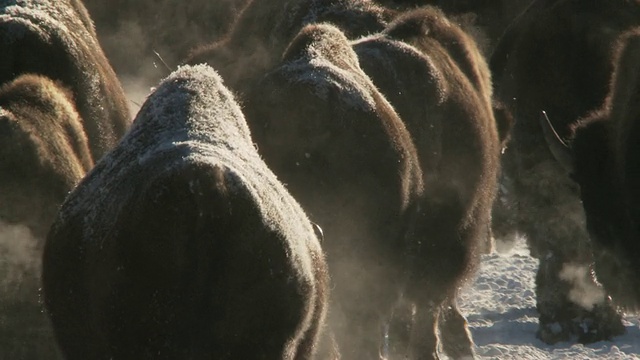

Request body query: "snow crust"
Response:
[458, 236, 640, 360]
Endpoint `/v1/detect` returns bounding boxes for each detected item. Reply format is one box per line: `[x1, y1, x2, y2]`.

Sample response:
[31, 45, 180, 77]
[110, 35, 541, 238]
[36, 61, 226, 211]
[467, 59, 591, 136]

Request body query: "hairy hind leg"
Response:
[385, 295, 415, 359]
[403, 197, 480, 360]
[328, 256, 399, 360]
[407, 303, 440, 360]
[437, 299, 474, 359]
[331, 301, 386, 359]
[389, 298, 473, 360]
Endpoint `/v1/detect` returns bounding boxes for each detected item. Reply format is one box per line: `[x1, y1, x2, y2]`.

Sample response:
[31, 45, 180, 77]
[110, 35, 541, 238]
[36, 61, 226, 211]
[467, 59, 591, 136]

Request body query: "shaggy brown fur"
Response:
[0, 73, 93, 360]
[374, 0, 533, 53]
[185, 0, 397, 97]
[568, 28, 640, 310]
[0, 74, 93, 237]
[0, 0, 131, 161]
[243, 23, 426, 359]
[0, 2, 129, 357]
[490, 0, 640, 344]
[42, 65, 329, 360]
[353, 7, 505, 358]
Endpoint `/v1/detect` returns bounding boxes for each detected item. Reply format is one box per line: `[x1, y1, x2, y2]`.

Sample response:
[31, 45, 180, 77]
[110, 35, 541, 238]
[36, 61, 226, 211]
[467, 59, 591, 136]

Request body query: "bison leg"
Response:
[400, 279, 448, 360]
[335, 295, 391, 359]
[386, 298, 474, 360]
[407, 303, 440, 360]
[330, 302, 386, 359]
[400, 298, 474, 360]
[409, 198, 482, 359]
[437, 299, 474, 359]
[385, 297, 414, 359]
[327, 255, 400, 360]
[507, 153, 624, 344]
[535, 252, 625, 344]
[315, 330, 342, 360]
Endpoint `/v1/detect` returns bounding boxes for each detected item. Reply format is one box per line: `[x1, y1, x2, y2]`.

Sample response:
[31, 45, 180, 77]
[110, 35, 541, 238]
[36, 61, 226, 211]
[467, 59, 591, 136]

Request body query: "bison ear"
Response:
[492, 100, 513, 145]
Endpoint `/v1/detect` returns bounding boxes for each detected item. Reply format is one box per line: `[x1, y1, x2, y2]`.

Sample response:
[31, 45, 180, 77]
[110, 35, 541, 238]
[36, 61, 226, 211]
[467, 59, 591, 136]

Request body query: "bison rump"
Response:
[42, 64, 328, 360]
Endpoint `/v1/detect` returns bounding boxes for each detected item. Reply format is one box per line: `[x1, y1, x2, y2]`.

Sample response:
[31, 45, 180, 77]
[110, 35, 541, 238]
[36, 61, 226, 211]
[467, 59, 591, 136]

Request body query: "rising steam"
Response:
[559, 262, 606, 311]
[0, 220, 41, 300]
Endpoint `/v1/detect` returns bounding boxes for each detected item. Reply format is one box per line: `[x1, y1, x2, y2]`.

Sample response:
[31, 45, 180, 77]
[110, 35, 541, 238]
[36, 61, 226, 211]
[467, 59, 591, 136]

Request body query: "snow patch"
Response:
[459, 236, 640, 359]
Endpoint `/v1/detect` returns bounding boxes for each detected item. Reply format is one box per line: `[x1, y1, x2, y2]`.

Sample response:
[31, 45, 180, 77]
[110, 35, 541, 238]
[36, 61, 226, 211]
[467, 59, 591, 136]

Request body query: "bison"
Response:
[42, 64, 329, 360]
[0, 74, 93, 359]
[243, 15, 502, 357]
[0, 0, 130, 357]
[185, 0, 397, 97]
[0, 75, 93, 238]
[489, 0, 640, 344]
[351, 7, 508, 358]
[242, 23, 424, 359]
[543, 28, 640, 312]
[0, 0, 131, 160]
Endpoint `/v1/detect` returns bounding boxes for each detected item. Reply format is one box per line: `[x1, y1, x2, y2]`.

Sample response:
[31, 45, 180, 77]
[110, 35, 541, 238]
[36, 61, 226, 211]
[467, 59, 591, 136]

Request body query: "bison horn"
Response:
[153, 50, 174, 74]
[311, 222, 324, 243]
[540, 110, 573, 173]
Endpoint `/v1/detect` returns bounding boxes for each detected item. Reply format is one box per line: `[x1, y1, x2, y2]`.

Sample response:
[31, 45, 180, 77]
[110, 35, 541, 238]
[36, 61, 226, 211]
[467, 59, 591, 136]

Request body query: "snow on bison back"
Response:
[42, 64, 329, 360]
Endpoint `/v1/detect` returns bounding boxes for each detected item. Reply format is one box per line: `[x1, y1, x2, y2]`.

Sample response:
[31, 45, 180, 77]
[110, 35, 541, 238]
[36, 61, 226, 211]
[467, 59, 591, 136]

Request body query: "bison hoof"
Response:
[536, 321, 571, 344]
[536, 304, 625, 345]
[576, 303, 626, 344]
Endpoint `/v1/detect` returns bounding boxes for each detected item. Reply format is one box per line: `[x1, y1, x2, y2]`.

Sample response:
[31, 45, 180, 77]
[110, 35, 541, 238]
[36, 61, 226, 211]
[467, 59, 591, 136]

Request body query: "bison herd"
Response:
[0, 0, 638, 359]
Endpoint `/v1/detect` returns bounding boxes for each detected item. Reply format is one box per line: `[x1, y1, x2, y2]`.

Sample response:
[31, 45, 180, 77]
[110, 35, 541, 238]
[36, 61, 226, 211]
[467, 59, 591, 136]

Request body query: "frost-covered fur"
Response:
[186, 0, 396, 97]
[244, 23, 424, 359]
[42, 64, 329, 360]
[0, 73, 93, 360]
[0, 0, 130, 160]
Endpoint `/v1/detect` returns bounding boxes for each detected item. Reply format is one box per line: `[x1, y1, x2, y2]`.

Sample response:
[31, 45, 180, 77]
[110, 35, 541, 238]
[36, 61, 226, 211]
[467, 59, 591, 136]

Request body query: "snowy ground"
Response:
[458, 236, 640, 359]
